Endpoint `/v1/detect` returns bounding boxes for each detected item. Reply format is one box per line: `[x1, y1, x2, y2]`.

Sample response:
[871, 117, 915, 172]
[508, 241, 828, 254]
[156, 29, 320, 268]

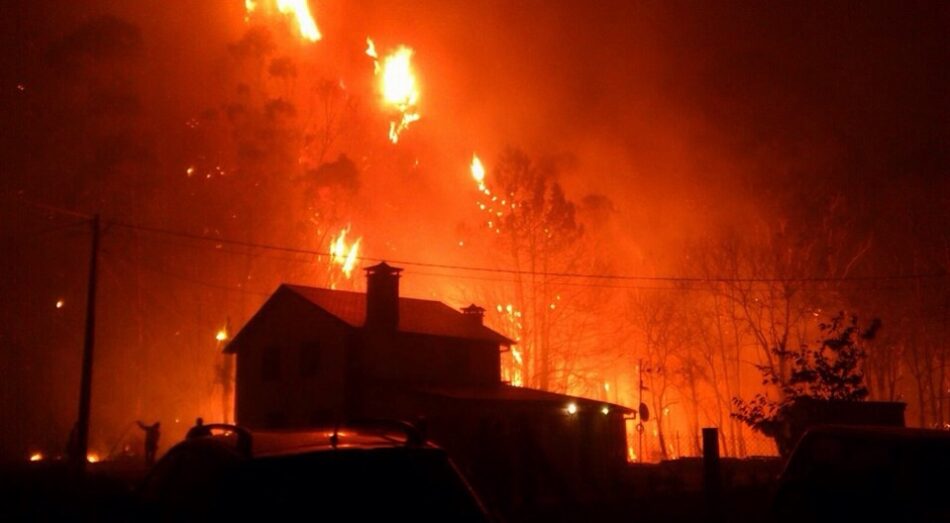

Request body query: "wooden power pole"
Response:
[75, 214, 100, 471]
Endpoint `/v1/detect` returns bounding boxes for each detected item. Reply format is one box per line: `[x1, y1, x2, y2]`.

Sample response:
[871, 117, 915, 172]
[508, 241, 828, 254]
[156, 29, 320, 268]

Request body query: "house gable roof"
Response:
[279, 284, 515, 345]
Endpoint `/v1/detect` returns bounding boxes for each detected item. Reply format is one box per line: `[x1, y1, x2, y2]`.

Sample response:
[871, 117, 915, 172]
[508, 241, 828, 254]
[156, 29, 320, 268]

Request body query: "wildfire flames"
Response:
[245, 0, 321, 42]
[496, 303, 524, 387]
[366, 39, 421, 143]
[329, 227, 362, 279]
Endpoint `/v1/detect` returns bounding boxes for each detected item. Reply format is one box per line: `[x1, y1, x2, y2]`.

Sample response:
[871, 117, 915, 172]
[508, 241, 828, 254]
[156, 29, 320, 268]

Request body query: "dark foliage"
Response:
[732, 313, 879, 435]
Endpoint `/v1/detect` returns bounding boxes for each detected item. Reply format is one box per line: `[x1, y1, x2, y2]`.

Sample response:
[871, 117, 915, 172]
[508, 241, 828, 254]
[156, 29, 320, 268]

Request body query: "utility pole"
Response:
[75, 214, 100, 472]
[637, 358, 644, 461]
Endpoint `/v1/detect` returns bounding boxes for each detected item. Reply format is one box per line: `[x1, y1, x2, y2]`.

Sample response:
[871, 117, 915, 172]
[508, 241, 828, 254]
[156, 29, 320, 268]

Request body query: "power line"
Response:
[108, 219, 948, 285]
[8, 196, 947, 286]
[0, 220, 89, 245]
[105, 223, 945, 293]
[6, 195, 94, 221]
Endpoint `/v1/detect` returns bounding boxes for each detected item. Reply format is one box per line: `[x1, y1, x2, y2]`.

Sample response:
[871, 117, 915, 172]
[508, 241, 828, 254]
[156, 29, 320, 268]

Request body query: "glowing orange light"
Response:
[367, 40, 420, 143]
[365, 38, 380, 74]
[471, 154, 506, 232]
[215, 328, 229, 342]
[55, 299, 64, 309]
[29, 452, 43, 462]
[86, 452, 101, 463]
[566, 403, 578, 415]
[471, 154, 486, 190]
[381, 47, 418, 108]
[329, 227, 362, 279]
[246, 0, 321, 42]
[601, 406, 610, 415]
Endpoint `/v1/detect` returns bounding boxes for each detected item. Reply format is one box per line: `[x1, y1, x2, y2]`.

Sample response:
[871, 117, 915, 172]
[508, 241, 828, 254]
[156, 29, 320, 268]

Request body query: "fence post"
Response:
[703, 427, 722, 522]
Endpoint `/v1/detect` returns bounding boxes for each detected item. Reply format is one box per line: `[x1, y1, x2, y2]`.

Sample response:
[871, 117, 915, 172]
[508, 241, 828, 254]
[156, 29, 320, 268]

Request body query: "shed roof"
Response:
[415, 384, 634, 413]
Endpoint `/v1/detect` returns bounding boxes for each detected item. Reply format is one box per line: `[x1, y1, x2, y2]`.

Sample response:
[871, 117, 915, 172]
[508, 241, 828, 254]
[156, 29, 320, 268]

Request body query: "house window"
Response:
[262, 347, 280, 381]
[299, 342, 321, 378]
[448, 349, 468, 379]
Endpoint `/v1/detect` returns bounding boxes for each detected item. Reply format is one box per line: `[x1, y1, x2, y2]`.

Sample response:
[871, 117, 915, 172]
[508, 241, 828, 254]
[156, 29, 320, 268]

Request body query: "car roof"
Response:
[780, 424, 950, 478]
[797, 424, 950, 442]
[250, 428, 436, 457]
[171, 422, 434, 459]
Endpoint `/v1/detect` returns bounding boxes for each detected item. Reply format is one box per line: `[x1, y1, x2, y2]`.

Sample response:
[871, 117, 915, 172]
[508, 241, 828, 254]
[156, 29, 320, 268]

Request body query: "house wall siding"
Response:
[235, 291, 349, 428]
[361, 332, 501, 386]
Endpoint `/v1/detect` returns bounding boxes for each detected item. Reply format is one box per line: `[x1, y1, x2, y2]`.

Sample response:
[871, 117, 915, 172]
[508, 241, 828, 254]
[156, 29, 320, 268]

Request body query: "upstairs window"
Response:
[299, 342, 321, 378]
[262, 346, 280, 382]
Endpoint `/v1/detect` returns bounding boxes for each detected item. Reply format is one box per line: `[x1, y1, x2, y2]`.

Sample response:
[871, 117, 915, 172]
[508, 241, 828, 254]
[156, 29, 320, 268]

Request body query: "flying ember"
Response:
[471, 154, 486, 190]
[365, 38, 380, 73]
[367, 39, 421, 143]
[245, 0, 321, 42]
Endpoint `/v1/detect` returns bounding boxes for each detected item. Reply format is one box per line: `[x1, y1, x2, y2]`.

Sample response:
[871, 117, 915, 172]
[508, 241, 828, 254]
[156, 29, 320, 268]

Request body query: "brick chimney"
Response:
[461, 304, 485, 325]
[365, 262, 402, 330]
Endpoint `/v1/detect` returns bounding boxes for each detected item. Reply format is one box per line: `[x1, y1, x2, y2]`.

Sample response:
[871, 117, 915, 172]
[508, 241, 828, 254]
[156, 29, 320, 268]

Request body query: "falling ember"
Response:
[86, 452, 101, 463]
[55, 299, 64, 309]
[367, 40, 421, 143]
[471, 155, 505, 232]
[365, 38, 380, 74]
[245, 0, 321, 42]
[470, 154, 486, 190]
[329, 227, 362, 279]
[566, 403, 578, 415]
[215, 328, 229, 342]
[29, 452, 43, 462]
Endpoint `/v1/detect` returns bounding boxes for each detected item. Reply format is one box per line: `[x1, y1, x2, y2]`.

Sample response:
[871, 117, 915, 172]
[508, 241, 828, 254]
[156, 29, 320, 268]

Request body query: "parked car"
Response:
[137, 421, 493, 522]
[772, 425, 950, 523]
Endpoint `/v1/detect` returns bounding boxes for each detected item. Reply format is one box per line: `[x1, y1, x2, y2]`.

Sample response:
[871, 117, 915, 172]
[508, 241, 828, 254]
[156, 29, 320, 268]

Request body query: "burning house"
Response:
[225, 261, 631, 507]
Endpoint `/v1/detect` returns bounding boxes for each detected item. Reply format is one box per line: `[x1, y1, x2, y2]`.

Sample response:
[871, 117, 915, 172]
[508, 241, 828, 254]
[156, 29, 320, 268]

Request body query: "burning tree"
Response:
[478, 148, 585, 391]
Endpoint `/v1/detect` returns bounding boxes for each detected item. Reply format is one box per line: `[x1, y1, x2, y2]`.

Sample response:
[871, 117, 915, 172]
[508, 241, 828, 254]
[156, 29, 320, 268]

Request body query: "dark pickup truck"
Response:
[772, 425, 950, 523]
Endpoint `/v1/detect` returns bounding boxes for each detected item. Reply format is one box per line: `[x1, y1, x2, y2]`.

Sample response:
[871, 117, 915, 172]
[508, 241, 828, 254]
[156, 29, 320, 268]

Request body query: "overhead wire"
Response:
[6, 197, 948, 290]
[107, 219, 949, 286]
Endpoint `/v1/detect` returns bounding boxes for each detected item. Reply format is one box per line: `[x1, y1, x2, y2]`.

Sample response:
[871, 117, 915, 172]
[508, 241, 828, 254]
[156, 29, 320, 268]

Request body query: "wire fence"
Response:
[629, 430, 778, 463]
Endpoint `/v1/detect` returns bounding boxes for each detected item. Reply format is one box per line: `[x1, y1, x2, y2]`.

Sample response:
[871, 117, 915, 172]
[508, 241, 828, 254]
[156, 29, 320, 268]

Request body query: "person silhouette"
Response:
[186, 417, 213, 439]
[136, 421, 160, 466]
